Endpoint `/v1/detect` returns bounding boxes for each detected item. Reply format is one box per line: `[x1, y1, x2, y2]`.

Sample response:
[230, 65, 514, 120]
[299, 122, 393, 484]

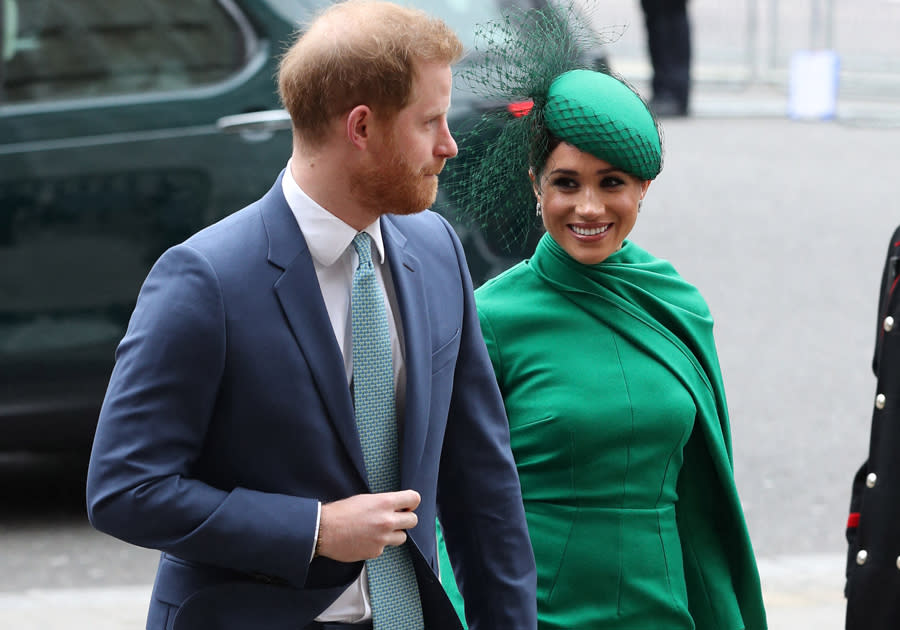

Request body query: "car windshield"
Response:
[266, 0, 546, 51]
[416, 0, 530, 49]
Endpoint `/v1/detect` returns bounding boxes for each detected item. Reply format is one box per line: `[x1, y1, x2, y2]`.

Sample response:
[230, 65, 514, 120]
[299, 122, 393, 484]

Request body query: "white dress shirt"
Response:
[281, 162, 407, 623]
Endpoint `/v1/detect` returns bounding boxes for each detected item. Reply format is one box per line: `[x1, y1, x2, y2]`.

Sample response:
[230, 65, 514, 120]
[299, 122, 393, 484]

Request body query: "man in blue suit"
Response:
[85, 2, 537, 629]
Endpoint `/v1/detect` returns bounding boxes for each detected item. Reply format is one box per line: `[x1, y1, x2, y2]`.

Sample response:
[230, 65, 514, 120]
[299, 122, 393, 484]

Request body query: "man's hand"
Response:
[316, 490, 420, 562]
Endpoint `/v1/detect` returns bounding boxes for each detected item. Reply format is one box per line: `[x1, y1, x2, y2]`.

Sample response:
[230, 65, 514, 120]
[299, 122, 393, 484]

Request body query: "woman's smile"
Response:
[569, 223, 612, 238]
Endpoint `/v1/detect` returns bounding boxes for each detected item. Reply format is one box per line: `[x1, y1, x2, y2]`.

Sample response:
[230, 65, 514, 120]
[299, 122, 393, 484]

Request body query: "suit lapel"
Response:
[382, 216, 431, 488]
[261, 175, 367, 487]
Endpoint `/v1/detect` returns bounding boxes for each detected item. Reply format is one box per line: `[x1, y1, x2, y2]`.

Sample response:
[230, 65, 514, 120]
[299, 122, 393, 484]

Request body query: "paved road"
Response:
[0, 559, 842, 629]
[0, 559, 848, 629]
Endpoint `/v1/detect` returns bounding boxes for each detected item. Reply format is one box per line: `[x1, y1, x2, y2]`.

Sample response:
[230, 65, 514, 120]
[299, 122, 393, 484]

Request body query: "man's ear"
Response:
[346, 105, 371, 150]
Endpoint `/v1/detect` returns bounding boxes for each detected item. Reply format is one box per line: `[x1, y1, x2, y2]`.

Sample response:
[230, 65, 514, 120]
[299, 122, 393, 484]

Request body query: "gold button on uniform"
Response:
[876, 393, 887, 410]
[867, 473, 878, 488]
[857, 550, 868, 565]
[885, 315, 895, 332]
[896, 556, 900, 571]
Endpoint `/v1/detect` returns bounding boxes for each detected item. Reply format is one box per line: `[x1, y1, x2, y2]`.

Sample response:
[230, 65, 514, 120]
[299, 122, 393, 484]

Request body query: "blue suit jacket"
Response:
[86, 175, 536, 630]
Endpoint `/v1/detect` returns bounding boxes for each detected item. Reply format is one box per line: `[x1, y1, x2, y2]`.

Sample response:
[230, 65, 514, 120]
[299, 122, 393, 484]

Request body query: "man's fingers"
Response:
[387, 489, 421, 511]
[393, 509, 418, 531]
[384, 529, 409, 549]
[373, 498, 417, 532]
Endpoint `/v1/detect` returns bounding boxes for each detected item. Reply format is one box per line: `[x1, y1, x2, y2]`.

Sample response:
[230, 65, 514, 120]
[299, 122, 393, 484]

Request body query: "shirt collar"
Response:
[281, 160, 386, 267]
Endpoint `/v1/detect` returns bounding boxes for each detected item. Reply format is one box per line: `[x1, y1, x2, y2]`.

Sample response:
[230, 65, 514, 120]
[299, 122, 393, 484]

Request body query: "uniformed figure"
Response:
[845, 224, 900, 629]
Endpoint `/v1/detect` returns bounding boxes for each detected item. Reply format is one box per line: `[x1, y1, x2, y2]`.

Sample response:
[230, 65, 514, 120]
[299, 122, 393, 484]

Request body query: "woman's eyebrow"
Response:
[547, 167, 620, 176]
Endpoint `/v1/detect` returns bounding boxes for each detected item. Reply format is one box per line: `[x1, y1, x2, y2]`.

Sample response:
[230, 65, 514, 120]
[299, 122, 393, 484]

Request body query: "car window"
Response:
[1, 0, 248, 104]
[263, 0, 547, 50]
[414, 0, 514, 49]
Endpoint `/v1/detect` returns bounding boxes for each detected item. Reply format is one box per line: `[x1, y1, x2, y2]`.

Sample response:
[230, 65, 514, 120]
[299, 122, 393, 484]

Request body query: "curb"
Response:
[0, 554, 848, 629]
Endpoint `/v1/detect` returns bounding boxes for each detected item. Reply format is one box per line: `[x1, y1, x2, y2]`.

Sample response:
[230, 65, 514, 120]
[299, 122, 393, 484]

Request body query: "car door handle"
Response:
[216, 110, 292, 141]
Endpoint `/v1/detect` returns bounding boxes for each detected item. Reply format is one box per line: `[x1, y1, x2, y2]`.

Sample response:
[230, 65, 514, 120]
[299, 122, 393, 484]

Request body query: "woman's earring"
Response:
[638, 199, 643, 212]
[535, 201, 542, 216]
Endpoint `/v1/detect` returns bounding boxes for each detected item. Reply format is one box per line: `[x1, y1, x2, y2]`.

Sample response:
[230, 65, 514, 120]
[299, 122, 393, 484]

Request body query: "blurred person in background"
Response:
[844, 224, 900, 630]
[640, 0, 691, 116]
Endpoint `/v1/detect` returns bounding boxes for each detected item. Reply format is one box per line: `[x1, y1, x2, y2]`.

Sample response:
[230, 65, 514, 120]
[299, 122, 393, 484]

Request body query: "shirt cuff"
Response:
[311, 501, 322, 564]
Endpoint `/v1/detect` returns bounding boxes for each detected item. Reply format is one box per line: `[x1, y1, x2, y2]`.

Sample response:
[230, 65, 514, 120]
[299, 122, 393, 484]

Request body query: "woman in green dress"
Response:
[436, 6, 767, 630]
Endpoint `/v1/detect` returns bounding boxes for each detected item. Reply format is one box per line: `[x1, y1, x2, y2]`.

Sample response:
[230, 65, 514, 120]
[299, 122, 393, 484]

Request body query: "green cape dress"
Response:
[437, 234, 766, 630]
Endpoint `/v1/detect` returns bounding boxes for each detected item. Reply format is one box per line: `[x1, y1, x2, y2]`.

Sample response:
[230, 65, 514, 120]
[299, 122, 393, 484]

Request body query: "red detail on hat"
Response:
[507, 100, 534, 117]
[847, 512, 860, 528]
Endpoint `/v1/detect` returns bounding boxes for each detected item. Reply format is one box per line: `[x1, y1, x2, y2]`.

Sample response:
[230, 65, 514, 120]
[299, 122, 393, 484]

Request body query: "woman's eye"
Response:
[551, 177, 577, 189]
[601, 176, 625, 188]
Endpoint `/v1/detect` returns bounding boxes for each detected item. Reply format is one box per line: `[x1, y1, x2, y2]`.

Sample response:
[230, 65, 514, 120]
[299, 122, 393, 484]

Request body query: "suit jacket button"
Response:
[867, 472, 878, 488]
[896, 555, 900, 570]
[876, 393, 887, 410]
[857, 550, 868, 565]
[885, 316, 895, 332]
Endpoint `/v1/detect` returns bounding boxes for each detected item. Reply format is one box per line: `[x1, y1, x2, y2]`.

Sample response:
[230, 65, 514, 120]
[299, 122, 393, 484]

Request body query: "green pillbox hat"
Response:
[545, 69, 662, 180]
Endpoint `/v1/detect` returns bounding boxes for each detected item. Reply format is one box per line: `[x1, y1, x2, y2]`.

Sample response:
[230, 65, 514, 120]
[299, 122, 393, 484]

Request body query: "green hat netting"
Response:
[441, 2, 662, 252]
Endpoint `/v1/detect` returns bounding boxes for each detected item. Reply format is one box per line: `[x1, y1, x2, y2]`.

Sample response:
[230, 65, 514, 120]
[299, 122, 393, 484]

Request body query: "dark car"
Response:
[0, 0, 602, 451]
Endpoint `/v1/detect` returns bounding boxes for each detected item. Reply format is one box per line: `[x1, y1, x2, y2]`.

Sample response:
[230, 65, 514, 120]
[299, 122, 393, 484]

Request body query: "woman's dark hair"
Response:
[529, 116, 563, 178]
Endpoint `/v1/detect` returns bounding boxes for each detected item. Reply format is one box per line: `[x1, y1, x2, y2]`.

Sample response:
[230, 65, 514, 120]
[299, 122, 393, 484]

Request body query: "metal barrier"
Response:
[600, 0, 900, 98]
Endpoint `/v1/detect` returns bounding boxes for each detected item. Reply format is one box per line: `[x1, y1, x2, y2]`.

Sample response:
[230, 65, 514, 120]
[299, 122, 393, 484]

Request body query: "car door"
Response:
[0, 0, 296, 448]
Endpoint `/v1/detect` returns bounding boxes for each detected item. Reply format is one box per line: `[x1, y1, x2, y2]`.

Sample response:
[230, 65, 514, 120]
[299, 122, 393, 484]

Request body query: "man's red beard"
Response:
[351, 134, 443, 216]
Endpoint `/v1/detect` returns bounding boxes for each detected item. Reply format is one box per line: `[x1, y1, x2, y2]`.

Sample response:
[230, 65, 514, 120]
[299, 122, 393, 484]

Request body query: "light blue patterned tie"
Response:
[350, 232, 424, 630]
